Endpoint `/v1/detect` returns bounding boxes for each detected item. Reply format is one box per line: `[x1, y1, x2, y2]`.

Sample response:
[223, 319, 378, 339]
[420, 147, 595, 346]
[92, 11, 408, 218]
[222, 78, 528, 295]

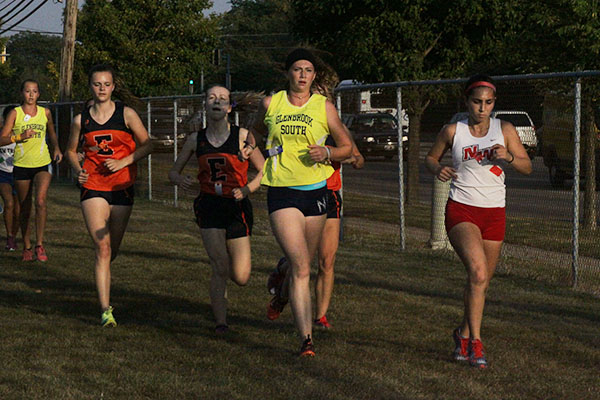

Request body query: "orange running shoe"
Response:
[266, 295, 288, 320]
[314, 315, 332, 329]
[22, 247, 34, 262]
[35, 245, 48, 262]
[299, 335, 315, 357]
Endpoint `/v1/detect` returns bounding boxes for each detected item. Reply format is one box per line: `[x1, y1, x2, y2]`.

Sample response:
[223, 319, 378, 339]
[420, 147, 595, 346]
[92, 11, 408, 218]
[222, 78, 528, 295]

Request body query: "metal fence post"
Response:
[572, 78, 581, 288]
[336, 92, 344, 242]
[173, 98, 178, 207]
[147, 100, 152, 201]
[55, 106, 61, 179]
[234, 111, 239, 126]
[396, 87, 406, 251]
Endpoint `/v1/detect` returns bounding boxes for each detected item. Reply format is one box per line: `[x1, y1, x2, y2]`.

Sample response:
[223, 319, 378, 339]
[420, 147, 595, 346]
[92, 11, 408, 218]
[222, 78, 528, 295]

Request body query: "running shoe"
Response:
[101, 306, 117, 327]
[266, 295, 288, 320]
[452, 327, 469, 361]
[22, 247, 33, 262]
[469, 339, 488, 369]
[35, 245, 48, 262]
[299, 335, 315, 357]
[5, 236, 17, 251]
[267, 257, 287, 295]
[215, 324, 229, 335]
[314, 315, 332, 329]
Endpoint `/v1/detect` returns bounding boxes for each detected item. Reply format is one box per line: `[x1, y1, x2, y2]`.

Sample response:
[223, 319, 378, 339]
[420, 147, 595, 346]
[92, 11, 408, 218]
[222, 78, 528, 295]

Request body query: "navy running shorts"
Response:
[267, 186, 328, 217]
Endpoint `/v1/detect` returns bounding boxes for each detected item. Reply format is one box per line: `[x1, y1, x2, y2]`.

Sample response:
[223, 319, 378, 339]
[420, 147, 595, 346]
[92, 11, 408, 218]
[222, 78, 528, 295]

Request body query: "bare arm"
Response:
[66, 114, 89, 184]
[425, 123, 457, 182]
[308, 101, 352, 163]
[104, 106, 153, 173]
[339, 124, 365, 169]
[45, 108, 62, 162]
[492, 120, 532, 175]
[233, 127, 265, 200]
[0, 109, 34, 146]
[248, 96, 271, 148]
[168, 131, 197, 191]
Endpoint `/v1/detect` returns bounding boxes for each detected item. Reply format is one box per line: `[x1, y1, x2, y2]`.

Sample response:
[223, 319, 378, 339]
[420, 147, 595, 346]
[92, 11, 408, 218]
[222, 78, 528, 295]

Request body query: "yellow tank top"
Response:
[13, 105, 51, 168]
[261, 91, 333, 187]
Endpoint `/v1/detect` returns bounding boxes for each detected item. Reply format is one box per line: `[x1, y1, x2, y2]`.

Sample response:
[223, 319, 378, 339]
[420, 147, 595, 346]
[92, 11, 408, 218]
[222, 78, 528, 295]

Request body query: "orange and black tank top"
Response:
[196, 125, 248, 198]
[325, 135, 341, 191]
[80, 102, 137, 191]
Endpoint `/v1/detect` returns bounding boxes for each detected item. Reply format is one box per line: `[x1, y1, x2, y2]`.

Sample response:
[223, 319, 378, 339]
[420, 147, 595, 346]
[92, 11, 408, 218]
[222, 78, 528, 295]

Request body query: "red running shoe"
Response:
[267, 257, 287, 295]
[314, 315, 332, 329]
[22, 247, 34, 262]
[35, 245, 48, 262]
[266, 295, 288, 320]
[299, 335, 315, 357]
[5, 236, 17, 251]
[452, 328, 469, 361]
[469, 339, 488, 369]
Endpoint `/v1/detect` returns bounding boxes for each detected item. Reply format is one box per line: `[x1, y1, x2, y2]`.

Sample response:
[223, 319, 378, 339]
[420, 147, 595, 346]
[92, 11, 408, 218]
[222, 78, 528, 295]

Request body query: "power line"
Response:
[0, 0, 50, 36]
[5, 26, 62, 35]
[0, 0, 38, 27]
[0, 0, 20, 15]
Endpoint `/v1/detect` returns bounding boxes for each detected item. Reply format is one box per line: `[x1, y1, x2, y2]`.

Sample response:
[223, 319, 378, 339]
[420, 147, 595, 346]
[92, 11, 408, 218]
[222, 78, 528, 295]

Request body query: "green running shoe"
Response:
[101, 306, 117, 327]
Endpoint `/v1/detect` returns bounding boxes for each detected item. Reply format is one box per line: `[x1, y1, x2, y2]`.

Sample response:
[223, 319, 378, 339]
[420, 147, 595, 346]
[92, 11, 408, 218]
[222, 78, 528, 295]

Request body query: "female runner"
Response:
[0, 80, 62, 262]
[66, 64, 152, 327]
[425, 74, 532, 368]
[252, 48, 352, 356]
[0, 105, 19, 251]
[169, 85, 264, 334]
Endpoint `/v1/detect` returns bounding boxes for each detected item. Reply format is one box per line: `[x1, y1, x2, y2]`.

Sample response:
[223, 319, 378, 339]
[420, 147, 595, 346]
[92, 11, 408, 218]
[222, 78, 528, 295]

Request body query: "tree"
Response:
[75, 0, 220, 98]
[219, 0, 297, 92]
[290, 0, 525, 204]
[0, 33, 62, 103]
[525, 1, 600, 229]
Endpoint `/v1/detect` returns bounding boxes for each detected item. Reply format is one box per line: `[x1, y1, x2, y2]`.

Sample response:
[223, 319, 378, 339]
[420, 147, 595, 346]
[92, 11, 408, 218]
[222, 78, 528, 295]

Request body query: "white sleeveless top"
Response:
[449, 118, 506, 208]
[0, 142, 15, 173]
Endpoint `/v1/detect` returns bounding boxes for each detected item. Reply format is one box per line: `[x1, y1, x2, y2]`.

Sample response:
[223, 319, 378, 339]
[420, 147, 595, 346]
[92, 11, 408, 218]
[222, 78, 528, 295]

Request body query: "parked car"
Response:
[540, 92, 600, 188]
[448, 110, 538, 159]
[344, 113, 408, 159]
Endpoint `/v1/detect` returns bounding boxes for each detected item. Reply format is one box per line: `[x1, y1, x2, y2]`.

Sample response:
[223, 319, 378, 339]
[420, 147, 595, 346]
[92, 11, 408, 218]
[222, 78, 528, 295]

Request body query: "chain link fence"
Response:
[2, 71, 599, 294]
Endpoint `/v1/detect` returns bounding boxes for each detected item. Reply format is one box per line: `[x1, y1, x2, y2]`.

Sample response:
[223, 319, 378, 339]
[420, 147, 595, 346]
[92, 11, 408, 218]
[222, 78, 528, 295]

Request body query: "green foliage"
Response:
[219, 0, 298, 92]
[75, 0, 220, 98]
[0, 33, 62, 103]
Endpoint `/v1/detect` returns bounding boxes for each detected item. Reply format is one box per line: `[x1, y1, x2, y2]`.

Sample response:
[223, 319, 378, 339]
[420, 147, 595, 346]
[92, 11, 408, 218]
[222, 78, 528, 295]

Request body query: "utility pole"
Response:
[59, 0, 78, 102]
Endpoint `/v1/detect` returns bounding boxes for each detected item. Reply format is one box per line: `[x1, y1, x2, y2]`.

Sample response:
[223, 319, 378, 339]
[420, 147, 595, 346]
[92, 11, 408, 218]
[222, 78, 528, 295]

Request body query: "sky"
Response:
[6, 0, 232, 36]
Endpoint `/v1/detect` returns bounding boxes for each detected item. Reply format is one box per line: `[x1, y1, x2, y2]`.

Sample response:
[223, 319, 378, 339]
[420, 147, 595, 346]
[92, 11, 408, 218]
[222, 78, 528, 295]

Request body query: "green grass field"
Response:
[0, 184, 598, 399]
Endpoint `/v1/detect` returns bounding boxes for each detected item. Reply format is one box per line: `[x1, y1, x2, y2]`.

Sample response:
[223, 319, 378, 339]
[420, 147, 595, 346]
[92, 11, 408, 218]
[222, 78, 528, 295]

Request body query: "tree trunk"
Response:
[59, 0, 78, 102]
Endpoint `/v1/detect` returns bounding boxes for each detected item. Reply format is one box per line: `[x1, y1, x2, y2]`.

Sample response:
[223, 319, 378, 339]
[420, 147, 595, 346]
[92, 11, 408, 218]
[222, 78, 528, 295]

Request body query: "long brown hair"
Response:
[284, 48, 339, 102]
[87, 64, 144, 110]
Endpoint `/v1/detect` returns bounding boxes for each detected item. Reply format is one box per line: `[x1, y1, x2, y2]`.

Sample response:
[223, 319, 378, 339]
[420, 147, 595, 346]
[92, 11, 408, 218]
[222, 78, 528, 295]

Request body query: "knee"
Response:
[35, 198, 47, 210]
[318, 254, 336, 275]
[292, 263, 311, 281]
[468, 266, 489, 288]
[96, 241, 112, 260]
[231, 273, 250, 287]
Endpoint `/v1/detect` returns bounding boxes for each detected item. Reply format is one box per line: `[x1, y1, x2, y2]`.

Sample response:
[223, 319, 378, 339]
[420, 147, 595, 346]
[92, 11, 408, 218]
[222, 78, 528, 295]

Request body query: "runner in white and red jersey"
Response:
[425, 74, 532, 369]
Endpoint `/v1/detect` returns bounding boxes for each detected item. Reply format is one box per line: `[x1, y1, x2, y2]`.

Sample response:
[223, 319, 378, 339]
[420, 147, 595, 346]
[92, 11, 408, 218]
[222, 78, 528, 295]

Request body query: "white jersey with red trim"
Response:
[449, 117, 506, 208]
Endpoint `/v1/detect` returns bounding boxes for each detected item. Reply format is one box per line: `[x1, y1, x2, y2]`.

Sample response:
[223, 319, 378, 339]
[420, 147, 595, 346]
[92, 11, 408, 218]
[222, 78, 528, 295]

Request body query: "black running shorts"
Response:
[193, 193, 253, 239]
[267, 186, 328, 217]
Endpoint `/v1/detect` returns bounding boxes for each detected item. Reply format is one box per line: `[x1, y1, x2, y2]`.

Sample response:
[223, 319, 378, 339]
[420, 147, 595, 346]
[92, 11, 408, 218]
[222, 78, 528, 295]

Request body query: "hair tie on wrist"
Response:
[324, 146, 331, 161]
[243, 140, 255, 150]
[508, 152, 514, 164]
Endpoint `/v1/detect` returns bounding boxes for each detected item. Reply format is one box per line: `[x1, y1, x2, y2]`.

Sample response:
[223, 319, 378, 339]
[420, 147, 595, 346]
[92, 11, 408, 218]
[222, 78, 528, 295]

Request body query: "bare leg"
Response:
[201, 229, 230, 326]
[15, 179, 33, 250]
[32, 171, 52, 247]
[448, 222, 502, 340]
[270, 208, 325, 340]
[315, 218, 340, 320]
[0, 183, 18, 239]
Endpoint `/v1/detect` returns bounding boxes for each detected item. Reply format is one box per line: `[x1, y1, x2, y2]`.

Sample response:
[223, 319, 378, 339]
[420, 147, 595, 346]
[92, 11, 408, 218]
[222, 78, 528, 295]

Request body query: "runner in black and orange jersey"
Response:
[65, 64, 152, 327]
[169, 85, 264, 335]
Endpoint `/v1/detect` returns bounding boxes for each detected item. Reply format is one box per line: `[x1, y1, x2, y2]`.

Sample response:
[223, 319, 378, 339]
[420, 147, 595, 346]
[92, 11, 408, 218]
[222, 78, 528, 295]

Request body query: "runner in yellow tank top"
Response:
[0, 79, 62, 262]
[251, 48, 352, 357]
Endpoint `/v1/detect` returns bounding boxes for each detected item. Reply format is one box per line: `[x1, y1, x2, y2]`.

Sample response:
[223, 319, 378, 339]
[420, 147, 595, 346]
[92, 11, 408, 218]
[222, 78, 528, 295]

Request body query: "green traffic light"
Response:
[189, 79, 194, 85]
